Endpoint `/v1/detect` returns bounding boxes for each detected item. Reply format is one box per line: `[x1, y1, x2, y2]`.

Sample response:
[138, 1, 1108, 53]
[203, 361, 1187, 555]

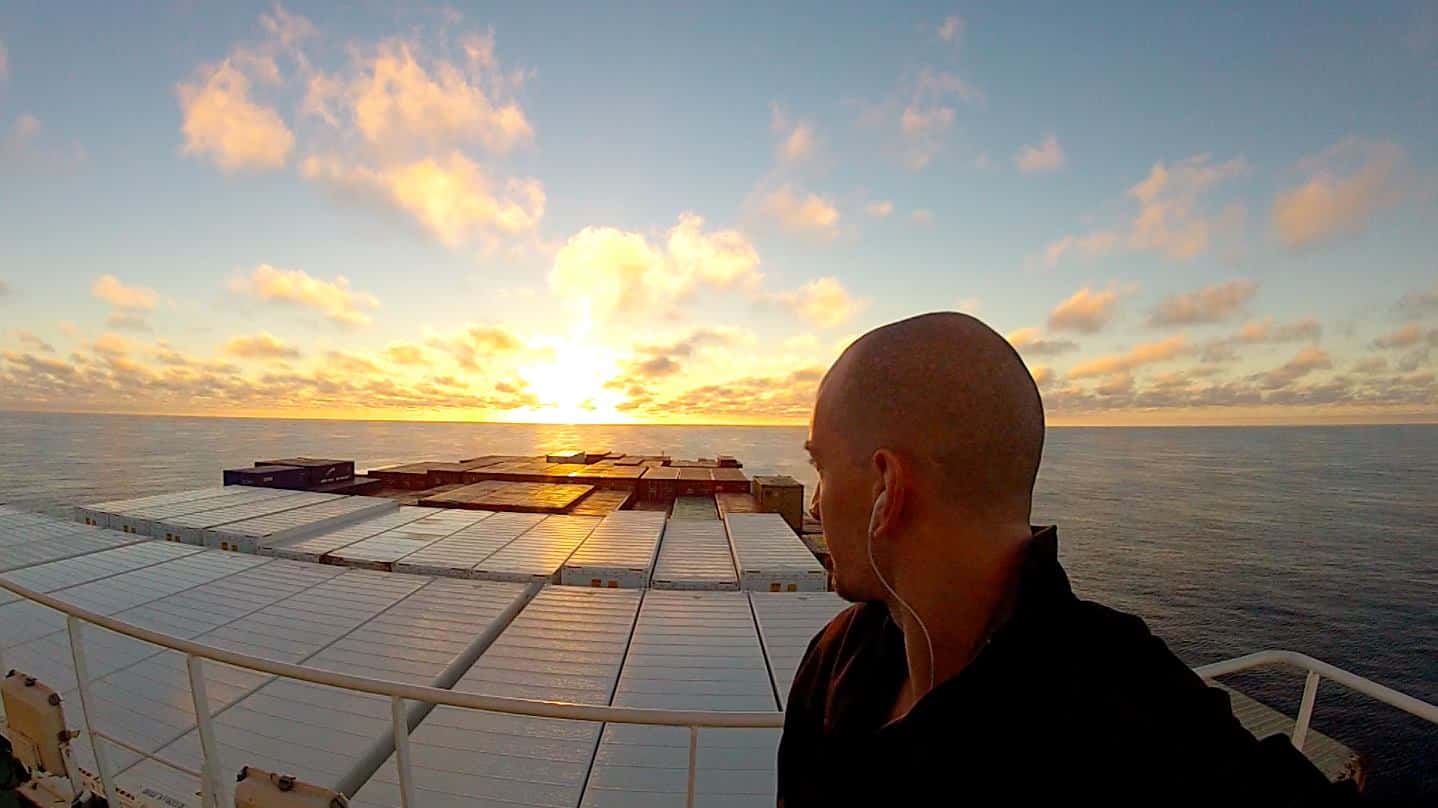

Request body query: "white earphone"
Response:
[867, 490, 936, 694]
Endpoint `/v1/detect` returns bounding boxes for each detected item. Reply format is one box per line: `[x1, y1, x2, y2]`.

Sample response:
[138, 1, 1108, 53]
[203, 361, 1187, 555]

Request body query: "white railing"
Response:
[3, 576, 1436, 808]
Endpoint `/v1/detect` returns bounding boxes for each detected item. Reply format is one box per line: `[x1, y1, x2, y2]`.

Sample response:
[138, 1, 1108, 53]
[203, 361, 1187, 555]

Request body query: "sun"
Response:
[503, 333, 631, 424]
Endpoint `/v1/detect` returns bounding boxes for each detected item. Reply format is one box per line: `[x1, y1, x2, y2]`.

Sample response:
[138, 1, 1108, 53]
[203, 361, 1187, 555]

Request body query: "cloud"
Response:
[770, 277, 866, 329]
[550, 214, 761, 320]
[937, 15, 963, 42]
[1272, 139, 1406, 250]
[92, 275, 159, 311]
[1148, 279, 1258, 327]
[866, 201, 893, 218]
[14, 331, 54, 353]
[1372, 324, 1438, 349]
[225, 332, 300, 359]
[105, 313, 152, 332]
[1067, 334, 1189, 379]
[911, 209, 934, 225]
[619, 366, 823, 422]
[426, 325, 523, 371]
[618, 329, 743, 380]
[385, 343, 428, 365]
[757, 185, 840, 239]
[862, 68, 981, 171]
[1006, 327, 1079, 357]
[1016, 134, 1065, 174]
[321, 37, 533, 155]
[1396, 282, 1438, 319]
[1030, 366, 1054, 386]
[177, 60, 294, 171]
[770, 104, 817, 164]
[301, 151, 545, 248]
[325, 350, 382, 375]
[1040, 153, 1246, 268]
[91, 333, 131, 357]
[1234, 317, 1322, 344]
[1352, 356, 1389, 375]
[0, 279, 8, 297]
[229, 264, 380, 326]
[1049, 285, 1123, 334]
[1256, 346, 1332, 389]
[2, 115, 87, 174]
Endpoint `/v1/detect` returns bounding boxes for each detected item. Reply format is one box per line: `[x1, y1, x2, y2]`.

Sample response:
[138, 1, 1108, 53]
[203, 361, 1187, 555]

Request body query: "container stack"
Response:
[560, 510, 667, 588]
[724, 512, 830, 592]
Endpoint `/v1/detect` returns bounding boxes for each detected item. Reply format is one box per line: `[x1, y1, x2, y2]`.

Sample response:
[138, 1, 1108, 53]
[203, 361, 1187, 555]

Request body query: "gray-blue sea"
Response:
[0, 412, 1433, 799]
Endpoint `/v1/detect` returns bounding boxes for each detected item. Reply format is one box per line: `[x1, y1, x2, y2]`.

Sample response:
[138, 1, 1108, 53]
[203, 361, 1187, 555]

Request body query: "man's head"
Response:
[807, 312, 1045, 603]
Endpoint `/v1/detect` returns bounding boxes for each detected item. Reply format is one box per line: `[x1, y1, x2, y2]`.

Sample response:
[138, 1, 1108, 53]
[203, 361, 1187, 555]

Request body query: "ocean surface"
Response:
[0, 412, 1433, 798]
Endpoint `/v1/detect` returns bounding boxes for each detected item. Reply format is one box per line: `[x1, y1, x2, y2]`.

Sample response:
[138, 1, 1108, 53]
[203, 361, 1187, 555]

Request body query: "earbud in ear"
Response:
[868, 491, 888, 537]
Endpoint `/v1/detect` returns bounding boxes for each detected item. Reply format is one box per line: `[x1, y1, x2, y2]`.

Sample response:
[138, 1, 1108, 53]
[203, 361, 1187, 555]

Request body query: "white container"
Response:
[202, 496, 397, 553]
[649, 519, 740, 591]
[582, 590, 779, 807]
[150, 493, 341, 545]
[560, 510, 666, 588]
[392, 511, 544, 577]
[115, 488, 301, 537]
[472, 515, 601, 582]
[72, 486, 233, 527]
[265, 507, 432, 561]
[724, 512, 829, 592]
[0, 524, 145, 572]
[351, 586, 642, 808]
[749, 590, 848, 707]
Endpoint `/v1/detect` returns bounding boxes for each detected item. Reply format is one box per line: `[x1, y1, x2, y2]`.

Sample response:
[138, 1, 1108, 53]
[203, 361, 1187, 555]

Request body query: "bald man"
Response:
[778, 313, 1353, 805]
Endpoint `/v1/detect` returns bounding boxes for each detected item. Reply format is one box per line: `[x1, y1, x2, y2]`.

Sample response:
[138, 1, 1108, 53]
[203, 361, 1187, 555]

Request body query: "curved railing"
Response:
[2, 575, 1435, 808]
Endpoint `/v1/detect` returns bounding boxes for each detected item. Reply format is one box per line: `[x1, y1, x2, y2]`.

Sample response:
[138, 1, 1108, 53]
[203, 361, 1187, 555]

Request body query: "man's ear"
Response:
[870, 448, 906, 540]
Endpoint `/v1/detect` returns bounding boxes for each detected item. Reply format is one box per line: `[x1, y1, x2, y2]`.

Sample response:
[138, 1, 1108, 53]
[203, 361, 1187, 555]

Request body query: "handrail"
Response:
[3, 572, 1436, 808]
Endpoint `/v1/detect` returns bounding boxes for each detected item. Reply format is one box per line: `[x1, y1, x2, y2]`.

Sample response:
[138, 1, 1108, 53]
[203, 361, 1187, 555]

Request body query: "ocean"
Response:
[0, 412, 1433, 798]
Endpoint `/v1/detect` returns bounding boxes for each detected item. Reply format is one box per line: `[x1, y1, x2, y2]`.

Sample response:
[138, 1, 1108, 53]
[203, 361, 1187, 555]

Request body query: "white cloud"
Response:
[1016, 134, 1065, 174]
[937, 15, 963, 42]
[549, 213, 761, 320]
[1148, 279, 1258, 326]
[177, 60, 294, 171]
[866, 200, 893, 218]
[230, 264, 379, 326]
[2, 114, 86, 173]
[771, 277, 866, 329]
[757, 184, 840, 239]
[911, 208, 934, 225]
[865, 68, 981, 171]
[225, 332, 300, 360]
[770, 104, 817, 164]
[301, 151, 545, 248]
[1272, 138, 1406, 251]
[91, 275, 159, 311]
[1049, 285, 1124, 334]
[1040, 153, 1246, 267]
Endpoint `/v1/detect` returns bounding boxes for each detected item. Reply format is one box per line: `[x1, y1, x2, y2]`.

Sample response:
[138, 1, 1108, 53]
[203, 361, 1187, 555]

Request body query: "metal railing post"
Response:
[1292, 670, 1321, 751]
[187, 654, 231, 808]
[66, 616, 119, 807]
[686, 725, 699, 808]
[392, 695, 416, 808]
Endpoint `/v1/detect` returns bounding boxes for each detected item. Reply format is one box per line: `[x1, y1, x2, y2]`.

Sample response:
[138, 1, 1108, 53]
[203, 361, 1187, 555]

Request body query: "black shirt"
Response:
[777, 526, 1355, 806]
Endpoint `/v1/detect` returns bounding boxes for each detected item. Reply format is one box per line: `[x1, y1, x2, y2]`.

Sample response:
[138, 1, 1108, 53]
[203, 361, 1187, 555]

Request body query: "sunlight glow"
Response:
[504, 328, 631, 424]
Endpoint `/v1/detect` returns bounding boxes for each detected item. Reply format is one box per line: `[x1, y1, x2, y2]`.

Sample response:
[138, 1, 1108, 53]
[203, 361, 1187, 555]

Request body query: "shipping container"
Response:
[749, 591, 848, 706]
[471, 514, 601, 582]
[582, 590, 779, 807]
[675, 466, 715, 496]
[147, 491, 341, 545]
[73, 486, 234, 527]
[202, 495, 398, 553]
[670, 495, 718, 520]
[265, 506, 433, 561]
[712, 467, 751, 493]
[107, 487, 304, 536]
[366, 461, 442, 490]
[638, 466, 680, 501]
[560, 510, 666, 588]
[222, 464, 310, 489]
[724, 512, 829, 592]
[114, 575, 527, 807]
[716, 491, 761, 517]
[0, 514, 147, 572]
[419, 480, 594, 513]
[393, 511, 543, 577]
[253, 457, 356, 487]
[753, 474, 806, 533]
[323, 508, 491, 570]
[568, 487, 634, 517]
[351, 587, 642, 808]
[545, 448, 585, 464]
[717, 455, 742, 468]
[649, 519, 739, 591]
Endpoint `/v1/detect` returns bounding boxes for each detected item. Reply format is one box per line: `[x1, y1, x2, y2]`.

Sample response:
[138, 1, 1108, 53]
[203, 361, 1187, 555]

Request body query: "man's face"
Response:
[807, 383, 880, 602]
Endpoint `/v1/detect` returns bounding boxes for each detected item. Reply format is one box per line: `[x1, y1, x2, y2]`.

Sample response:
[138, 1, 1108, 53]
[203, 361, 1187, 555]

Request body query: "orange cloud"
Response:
[385, 343, 428, 365]
[1006, 327, 1078, 356]
[1148, 279, 1258, 326]
[1016, 134, 1065, 174]
[771, 277, 866, 329]
[866, 200, 894, 218]
[1235, 316, 1322, 344]
[92, 333, 131, 357]
[91, 275, 159, 311]
[758, 184, 840, 239]
[1068, 334, 1189, 379]
[1372, 324, 1437, 349]
[771, 104, 817, 163]
[1256, 346, 1332, 389]
[1272, 139, 1405, 250]
[1049, 285, 1123, 334]
[230, 264, 380, 326]
[225, 332, 300, 359]
[177, 61, 293, 171]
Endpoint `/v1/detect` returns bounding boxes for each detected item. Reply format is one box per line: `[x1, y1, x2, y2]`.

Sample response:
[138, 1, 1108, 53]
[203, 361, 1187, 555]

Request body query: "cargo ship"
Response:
[1, 450, 1433, 807]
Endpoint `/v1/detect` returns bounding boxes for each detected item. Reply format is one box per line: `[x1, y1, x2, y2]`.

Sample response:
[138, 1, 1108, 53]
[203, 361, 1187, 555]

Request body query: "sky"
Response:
[1, 1, 1436, 426]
